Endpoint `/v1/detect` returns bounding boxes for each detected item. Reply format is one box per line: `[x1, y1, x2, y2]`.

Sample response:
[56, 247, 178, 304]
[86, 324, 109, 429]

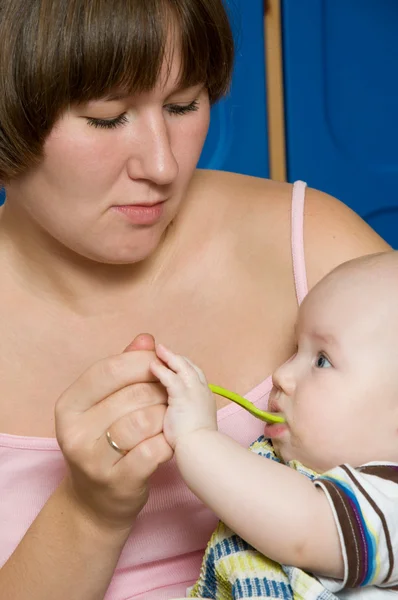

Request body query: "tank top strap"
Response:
[291, 181, 308, 306]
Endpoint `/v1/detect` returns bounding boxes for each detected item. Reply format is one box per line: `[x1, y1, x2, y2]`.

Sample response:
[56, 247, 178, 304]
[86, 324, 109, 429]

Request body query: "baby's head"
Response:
[268, 251, 398, 473]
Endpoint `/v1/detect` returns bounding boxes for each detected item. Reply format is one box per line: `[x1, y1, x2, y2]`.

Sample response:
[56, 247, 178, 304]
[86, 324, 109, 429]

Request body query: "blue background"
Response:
[283, 0, 398, 247]
[198, 0, 269, 177]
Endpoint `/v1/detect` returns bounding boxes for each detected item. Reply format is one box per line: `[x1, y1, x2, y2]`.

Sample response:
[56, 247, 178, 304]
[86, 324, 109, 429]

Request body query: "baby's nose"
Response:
[272, 360, 296, 396]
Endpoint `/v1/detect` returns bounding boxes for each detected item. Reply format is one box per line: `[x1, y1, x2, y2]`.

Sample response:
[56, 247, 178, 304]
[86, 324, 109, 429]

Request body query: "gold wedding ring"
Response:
[105, 430, 128, 456]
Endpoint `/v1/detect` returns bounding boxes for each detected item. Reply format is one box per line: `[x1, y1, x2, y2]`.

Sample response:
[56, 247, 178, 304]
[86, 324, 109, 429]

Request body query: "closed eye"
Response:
[165, 99, 200, 116]
[86, 113, 128, 129]
[85, 98, 200, 129]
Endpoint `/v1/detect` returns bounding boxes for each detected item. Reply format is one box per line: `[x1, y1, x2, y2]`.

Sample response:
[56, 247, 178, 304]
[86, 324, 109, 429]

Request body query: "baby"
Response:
[151, 251, 398, 599]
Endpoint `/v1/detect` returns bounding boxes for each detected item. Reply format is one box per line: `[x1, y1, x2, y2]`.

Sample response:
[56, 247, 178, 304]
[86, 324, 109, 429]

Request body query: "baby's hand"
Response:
[150, 345, 217, 449]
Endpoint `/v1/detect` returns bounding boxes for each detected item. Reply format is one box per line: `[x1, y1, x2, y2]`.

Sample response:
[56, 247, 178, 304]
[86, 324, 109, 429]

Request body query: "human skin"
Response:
[152, 252, 398, 583]
[0, 33, 391, 600]
[268, 252, 398, 472]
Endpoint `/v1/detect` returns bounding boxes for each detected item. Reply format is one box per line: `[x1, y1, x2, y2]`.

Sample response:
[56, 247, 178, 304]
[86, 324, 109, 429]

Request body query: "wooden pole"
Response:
[264, 0, 287, 181]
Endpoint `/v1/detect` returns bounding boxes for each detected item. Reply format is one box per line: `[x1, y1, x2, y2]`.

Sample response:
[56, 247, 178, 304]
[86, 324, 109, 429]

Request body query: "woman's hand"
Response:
[150, 344, 217, 449]
[55, 334, 173, 532]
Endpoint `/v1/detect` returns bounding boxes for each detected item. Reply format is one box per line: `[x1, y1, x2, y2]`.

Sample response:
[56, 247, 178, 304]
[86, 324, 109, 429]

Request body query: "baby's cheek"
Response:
[290, 421, 320, 458]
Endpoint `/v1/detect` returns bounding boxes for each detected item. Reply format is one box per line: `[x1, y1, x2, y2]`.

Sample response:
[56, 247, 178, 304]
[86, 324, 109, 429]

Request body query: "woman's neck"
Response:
[0, 202, 177, 317]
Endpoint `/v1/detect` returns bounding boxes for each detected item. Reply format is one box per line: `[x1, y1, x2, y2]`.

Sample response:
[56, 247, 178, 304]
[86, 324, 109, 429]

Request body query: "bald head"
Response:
[309, 251, 398, 319]
[299, 250, 398, 377]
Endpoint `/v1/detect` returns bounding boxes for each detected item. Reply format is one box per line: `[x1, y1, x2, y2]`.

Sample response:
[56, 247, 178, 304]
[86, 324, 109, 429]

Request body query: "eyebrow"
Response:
[101, 83, 204, 103]
[311, 331, 339, 347]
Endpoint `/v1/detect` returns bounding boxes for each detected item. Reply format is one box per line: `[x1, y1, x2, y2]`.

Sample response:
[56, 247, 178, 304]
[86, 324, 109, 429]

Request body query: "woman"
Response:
[0, 0, 388, 599]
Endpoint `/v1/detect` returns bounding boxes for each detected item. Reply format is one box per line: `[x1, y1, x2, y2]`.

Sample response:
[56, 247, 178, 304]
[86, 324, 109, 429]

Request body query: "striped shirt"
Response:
[189, 437, 398, 599]
[314, 462, 398, 597]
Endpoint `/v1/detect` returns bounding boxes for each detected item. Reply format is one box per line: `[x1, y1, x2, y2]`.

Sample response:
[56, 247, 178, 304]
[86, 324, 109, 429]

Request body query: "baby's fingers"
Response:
[155, 344, 184, 373]
[184, 357, 208, 385]
[150, 360, 179, 390]
[156, 344, 205, 386]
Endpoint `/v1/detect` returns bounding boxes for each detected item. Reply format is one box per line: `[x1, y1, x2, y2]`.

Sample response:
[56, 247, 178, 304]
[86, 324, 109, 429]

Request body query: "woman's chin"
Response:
[70, 234, 165, 266]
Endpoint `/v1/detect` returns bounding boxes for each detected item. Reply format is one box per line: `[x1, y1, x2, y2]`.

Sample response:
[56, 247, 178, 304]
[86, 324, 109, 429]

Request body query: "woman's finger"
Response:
[86, 381, 167, 435]
[98, 404, 167, 467]
[124, 333, 155, 352]
[56, 350, 157, 416]
[113, 432, 173, 481]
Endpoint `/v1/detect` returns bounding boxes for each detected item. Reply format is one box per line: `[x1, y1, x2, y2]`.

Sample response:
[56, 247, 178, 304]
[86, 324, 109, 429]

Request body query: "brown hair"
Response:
[0, 0, 234, 183]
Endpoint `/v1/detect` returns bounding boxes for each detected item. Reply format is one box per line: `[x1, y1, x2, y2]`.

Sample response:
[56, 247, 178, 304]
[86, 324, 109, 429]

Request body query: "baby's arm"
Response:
[151, 346, 343, 580]
[177, 428, 343, 579]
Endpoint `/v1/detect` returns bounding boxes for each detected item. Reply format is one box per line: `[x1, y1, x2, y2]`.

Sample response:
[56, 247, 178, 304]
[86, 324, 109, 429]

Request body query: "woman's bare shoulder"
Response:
[191, 169, 291, 208]
[303, 186, 390, 288]
[190, 170, 390, 287]
[185, 171, 297, 283]
[189, 170, 294, 238]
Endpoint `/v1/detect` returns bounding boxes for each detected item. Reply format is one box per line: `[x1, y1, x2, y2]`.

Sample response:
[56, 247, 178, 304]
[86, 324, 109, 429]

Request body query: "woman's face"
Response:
[6, 51, 210, 264]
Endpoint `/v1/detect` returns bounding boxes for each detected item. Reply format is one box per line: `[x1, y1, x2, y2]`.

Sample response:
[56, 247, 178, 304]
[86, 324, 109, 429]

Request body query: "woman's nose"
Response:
[127, 112, 179, 186]
[272, 358, 297, 396]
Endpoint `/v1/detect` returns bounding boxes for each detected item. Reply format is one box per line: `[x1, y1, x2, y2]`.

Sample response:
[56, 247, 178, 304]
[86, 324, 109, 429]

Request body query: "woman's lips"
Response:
[112, 201, 165, 225]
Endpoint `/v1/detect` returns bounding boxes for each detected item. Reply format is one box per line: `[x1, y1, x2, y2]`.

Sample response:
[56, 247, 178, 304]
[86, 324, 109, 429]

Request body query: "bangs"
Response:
[26, 0, 233, 112]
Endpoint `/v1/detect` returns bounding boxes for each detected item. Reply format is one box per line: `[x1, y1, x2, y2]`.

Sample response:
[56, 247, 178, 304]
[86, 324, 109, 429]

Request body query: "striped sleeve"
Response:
[312, 463, 398, 592]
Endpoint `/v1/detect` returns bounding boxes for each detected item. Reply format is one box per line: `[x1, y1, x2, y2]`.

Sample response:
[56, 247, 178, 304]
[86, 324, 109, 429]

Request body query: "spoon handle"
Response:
[208, 384, 285, 424]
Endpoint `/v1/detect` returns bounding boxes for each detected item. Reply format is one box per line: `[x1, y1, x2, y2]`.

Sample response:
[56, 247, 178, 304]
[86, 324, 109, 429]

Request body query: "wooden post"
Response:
[264, 0, 287, 181]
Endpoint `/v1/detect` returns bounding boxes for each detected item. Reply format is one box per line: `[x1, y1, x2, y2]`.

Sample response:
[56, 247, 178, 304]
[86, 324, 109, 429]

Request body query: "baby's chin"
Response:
[272, 441, 326, 473]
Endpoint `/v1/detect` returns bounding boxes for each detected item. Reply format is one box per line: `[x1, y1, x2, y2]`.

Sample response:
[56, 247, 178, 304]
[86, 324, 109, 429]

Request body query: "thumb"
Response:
[124, 333, 156, 352]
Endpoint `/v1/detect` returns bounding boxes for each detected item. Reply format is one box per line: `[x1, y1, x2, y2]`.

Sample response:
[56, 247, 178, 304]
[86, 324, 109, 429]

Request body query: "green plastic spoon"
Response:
[208, 384, 286, 424]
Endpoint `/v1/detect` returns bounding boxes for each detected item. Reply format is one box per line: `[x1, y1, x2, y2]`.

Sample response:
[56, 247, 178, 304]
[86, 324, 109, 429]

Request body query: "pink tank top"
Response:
[0, 181, 308, 600]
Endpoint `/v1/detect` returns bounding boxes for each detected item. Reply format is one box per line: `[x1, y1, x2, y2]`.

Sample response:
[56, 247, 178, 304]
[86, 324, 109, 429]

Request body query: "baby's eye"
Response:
[315, 353, 332, 368]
